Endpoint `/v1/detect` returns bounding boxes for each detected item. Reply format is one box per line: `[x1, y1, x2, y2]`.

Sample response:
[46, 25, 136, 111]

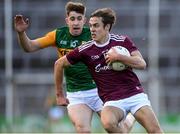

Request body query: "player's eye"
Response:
[93, 24, 99, 28]
[77, 16, 82, 21]
[70, 17, 75, 21]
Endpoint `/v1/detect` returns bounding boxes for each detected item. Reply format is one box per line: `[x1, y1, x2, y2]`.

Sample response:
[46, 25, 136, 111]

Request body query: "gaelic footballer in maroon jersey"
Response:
[55, 7, 163, 133]
[66, 34, 144, 102]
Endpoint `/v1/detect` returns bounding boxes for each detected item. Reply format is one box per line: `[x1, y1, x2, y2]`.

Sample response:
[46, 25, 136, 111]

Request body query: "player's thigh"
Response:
[101, 106, 124, 125]
[134, 105, 159, 129]
[67, 104, 93, 126]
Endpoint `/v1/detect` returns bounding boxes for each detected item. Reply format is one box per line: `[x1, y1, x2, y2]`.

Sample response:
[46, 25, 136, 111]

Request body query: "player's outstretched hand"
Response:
[14, 15, 29, 33]
[56, 96, 69, 106]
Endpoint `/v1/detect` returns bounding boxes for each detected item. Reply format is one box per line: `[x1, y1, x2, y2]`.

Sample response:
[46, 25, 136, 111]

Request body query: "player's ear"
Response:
[83, 17, 87, 24]
[105, 24, 110, 31]
[65, 17, 69, 25]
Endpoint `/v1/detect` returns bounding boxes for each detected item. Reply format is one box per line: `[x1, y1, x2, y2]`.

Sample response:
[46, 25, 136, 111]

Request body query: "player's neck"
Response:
[94, 34, 110, 47]
[96, 33, 109, 45]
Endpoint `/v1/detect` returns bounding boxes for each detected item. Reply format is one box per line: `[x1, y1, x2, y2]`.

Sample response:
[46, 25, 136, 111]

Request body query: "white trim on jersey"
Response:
[94, 34, 111, 48]
[79, 34, 126, 52]
[110, 34, 126, 42]
[78, 40, 94, 52]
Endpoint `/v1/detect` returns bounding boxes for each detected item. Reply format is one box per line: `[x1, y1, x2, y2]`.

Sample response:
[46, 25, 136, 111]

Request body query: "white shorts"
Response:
[66, 88, 103, 112]
[104, 93, 151, 118]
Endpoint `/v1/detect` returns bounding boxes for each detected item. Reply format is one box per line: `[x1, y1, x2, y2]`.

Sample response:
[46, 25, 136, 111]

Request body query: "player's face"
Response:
[66, 11, 86, 36]
[89, 17, 109, 44]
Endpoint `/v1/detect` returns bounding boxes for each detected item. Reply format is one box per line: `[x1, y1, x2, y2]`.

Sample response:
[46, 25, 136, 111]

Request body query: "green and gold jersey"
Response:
[55, 27, 96, 92]
[36, 26, 96, 92]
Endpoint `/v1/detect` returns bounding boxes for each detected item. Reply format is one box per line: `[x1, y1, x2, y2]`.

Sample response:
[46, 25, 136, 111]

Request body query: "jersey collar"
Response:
[94, 34, 110, 48]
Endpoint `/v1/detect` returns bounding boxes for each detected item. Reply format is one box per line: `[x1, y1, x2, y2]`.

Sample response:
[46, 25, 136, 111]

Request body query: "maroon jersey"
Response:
[66, 34, 144, 102]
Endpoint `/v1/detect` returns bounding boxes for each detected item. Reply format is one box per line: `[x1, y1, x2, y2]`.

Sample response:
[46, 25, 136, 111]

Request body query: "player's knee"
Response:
[75, 123, 91, 133]
[101, 118, 117, 132]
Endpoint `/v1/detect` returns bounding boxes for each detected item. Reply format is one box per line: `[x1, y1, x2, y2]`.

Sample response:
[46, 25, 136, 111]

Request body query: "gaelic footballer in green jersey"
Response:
[36, 27, 96, 92]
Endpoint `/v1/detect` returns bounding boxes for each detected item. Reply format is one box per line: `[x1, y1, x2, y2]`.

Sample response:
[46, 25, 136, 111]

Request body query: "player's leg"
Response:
[129, 93, 163, 133]
[118, 113, 136, 133]
[101, 107, 136, 133]
[67, 104, 93, 133]
[134, 105, 163, 133]
[66, 88, 103, 133]
[101, 99, 137, 133]
[101, 106, 125, 133]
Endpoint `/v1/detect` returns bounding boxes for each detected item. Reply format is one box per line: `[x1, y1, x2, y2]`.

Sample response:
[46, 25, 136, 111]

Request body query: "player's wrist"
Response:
[56, 92, 64, 98]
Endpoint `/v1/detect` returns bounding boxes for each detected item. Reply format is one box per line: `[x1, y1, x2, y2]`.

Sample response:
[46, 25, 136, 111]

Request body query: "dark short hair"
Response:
[65, 2, 86, 16]
[90, 8, 116, 31]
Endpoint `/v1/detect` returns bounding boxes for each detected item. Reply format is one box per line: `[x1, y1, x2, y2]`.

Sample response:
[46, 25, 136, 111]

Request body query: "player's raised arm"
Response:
[14, 15, 41, 52]
[54, 56, 71, 106]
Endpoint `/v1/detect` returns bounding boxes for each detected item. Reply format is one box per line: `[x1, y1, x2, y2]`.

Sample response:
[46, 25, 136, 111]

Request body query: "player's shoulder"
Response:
[55, 26, 69, 38]
[56, 26, 68, 32]
[110, 33, 127, 42]
[78, 40, 94, 52]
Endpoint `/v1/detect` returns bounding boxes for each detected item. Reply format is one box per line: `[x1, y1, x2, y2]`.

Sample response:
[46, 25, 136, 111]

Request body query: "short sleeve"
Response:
[35, 30, 56, 48]
[124, 36, 138, 53]
[66, 47, 82, 65]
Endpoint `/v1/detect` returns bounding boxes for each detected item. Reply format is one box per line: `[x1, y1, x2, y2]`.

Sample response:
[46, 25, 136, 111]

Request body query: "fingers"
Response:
[60, 98, 69, 106]
[60, 103, 68, 106]
[106, 47, 119, 63]
[25, 18, 29, 25]
[14, 15, 29, 24]
[66, 98, 70, 104]
[56, 98, 69, 106]
[105, 55, 110, 64]
[57, 102, 68, 106]
[14, 15, 23, 21]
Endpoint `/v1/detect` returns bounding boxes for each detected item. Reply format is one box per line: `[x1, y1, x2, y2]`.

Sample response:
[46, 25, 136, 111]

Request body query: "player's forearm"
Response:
[17, 32, 35, 52]
[123, 56, 146, 69]
[54, 56, 71, 97]
[119, 50, 146, 70]
[54, 59, 65, 98]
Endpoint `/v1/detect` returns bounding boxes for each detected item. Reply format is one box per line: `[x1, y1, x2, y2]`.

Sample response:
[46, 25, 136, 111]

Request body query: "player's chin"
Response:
[91, 35, 97, 40]
[72, 30, 81, 36]
[72, 28, 82, 34]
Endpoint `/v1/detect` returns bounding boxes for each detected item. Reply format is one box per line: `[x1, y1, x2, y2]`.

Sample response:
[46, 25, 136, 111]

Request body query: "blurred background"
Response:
[0, 0, 180, 133]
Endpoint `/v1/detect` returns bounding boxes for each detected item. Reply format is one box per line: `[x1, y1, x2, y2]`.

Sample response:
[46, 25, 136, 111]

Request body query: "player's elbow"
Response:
[22, 40, 40, 53]
[139, 60, 146, 70]
[23, 48, 31, 53]
[23, 46, 38, 53]
[54, 58, 63, 69]
[54, 56, 69, 69]
[20, 45, 36, 53]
